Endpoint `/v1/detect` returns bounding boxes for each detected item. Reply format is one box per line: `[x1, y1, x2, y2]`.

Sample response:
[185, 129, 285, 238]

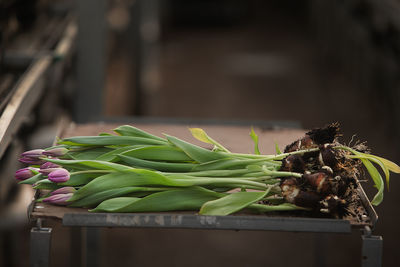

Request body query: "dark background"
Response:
[1, 0, 400, 266]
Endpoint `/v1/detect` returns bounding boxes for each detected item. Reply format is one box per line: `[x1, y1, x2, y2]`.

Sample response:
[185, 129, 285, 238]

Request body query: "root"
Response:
[279, 123, 363, 217]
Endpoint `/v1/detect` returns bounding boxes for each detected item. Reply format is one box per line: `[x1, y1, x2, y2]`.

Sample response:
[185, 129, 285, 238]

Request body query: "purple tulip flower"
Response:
[19, 149, 46, 165]
[42, 147, 69, 157]
[15, 167, 37, 181]
[43, 193, 73, 205]
[39, 161, 61, 175]
[50, 187, 76, 196]
[40, 162, 61, 170]
[19, 157, 46, 165]
[48, 168, 70, 183]
[21, 149, 44, 158]
[39, 168, 63, 175]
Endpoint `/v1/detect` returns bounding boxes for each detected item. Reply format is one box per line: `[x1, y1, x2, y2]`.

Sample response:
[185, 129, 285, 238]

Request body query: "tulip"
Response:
[42, 147, 69, 157]
[40, 162, 61, 170]
[48, 168, 70, 183]
[21, 149, 44, 158]
[19, 149, 46, 165]
[39, 161, 62, 175]
[43, 193, 73, 205]
[39, 168, 62, 175]
[18, 157, 46, 165]
[50, 186, 76, 196]
[15, 167, 37, 181]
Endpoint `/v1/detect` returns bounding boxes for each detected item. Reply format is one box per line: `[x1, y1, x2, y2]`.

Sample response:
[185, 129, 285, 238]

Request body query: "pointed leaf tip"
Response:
[249, 127, 260, 155]
[189, 128, 212, 144]
[199, 189, 270, 216]
[361, 158, 384, 206]
[189, 128, 229, 153]
[274, 142, 282, 155]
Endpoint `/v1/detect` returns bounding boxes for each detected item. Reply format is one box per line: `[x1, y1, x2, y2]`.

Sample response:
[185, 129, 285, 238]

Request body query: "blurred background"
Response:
[1, 0, 400, 266]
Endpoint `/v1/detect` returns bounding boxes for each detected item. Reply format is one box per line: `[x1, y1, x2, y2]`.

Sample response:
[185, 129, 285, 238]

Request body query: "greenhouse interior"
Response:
[0, 0, 399, 266]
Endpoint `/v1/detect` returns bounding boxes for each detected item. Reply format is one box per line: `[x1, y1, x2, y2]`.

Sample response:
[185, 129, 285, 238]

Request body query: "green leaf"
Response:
[59, 172, 102, 186]
[33, 180, 63, 190]
[372, 155, 400, 173]
[18, 173, 45, 185]
[126, 192, 155, 198]
[99, 133, 114, 136]
[44, 158, 133, 172]
[118, 154, 197, 172]
[169, 168, 252, 177]
[113, 125, 167, 143]
[166, 174, 270, 190]
[166, 135, 228, 163]
[249, 203, 307, 212]
[199, 188, 270, 215]
[360, 158, 384, 205]
[336, 146, 397, 190]
[350, 153, 390, 190]
[91, 197, 140, 212]
[246, 165, 262, 172]
[69, 187, 171, 207]
[91, 187, 222, 212]
[95, 145, 148, 162]
[43, 144, 69, 151]
[68, 147, 114, 160]
[192, 158, 270, 171]
[121, 145, 192, 162]
[189, 128, 229, 152]
[249, 127, 260, 155]
[338, 146, 400, 173]
[68, 170, 195, 201]
[275, 142, 282, 155]
[59, 136, 166, 146]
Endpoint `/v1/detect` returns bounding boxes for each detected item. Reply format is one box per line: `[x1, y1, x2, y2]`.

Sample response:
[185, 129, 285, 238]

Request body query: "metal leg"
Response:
[69, 227, 100, 267]
[70, 227, 83, 267]
[314, 234, 327, 267]
[85, 227, 100, 267]
[2, 231, 15, 266]
[362, 226, 383, 267]
[30, 219, 52, 267]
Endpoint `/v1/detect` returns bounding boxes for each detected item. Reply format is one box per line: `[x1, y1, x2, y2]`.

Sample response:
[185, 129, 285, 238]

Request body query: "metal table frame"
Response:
[30, 209, 382, 267]
[28, 121, 382, 267]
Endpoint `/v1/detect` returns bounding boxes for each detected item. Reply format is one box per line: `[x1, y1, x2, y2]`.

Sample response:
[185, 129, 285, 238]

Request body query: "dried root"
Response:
[279, 123, 361, 217]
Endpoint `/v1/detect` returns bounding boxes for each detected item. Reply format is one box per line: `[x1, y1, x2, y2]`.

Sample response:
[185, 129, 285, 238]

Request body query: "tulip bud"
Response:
[43, 193, 73, 205]
[48, 168, 70, 183]
[21, 149, 44, 158]
[15, 167, 38, 181]
[50, 186, 76, 196]
[40, 162, 61, 170]
[39, 168, 62, 175]
[19, 157, 46, 165]
[42, 147, 69, 157]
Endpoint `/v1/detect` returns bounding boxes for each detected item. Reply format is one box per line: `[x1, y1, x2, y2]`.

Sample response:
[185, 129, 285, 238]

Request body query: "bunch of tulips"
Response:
[16, 148, 74, 203]
[15, 125, 399, 216]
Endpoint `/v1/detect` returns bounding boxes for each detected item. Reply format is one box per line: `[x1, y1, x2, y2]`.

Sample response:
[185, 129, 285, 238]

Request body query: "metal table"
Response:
[28, 122, 382, 267]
